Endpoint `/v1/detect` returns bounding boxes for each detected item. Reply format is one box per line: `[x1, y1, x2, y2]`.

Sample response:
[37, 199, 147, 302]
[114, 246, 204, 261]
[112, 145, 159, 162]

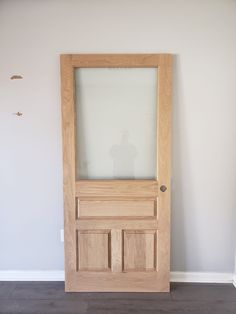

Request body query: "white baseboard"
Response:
[233, 274, 236, 288]
[171, 271, 233, 284]
[0, 271, 65, 281]
[0, 271, 234, 285]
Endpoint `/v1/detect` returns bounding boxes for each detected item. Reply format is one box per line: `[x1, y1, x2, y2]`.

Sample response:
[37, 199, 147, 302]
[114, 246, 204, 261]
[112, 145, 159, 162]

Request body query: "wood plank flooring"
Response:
[0, 282, 235, 313]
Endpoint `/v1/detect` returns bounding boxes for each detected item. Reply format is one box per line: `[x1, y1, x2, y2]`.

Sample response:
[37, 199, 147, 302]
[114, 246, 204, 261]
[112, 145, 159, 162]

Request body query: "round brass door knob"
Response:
[160, 185, 167, 192]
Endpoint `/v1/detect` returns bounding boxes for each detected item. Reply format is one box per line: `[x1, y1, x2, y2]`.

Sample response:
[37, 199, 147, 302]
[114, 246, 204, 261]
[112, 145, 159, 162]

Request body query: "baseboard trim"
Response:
[233, 274, 236, 288]
[0, 271, 234, 285]
[171, 271, 233, 284]
[0, 271, 65, 281]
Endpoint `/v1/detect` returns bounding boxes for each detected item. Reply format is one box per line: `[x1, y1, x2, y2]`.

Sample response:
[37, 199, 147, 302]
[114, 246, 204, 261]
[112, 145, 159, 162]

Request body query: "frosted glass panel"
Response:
[75, 68, 157, 179]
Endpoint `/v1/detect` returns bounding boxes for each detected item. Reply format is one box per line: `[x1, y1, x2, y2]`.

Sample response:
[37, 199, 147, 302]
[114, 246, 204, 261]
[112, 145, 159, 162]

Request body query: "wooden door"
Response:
[60, 54, 172, 292]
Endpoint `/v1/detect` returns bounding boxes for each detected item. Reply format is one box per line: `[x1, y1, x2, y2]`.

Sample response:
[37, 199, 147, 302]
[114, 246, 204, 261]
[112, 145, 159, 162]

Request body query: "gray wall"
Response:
[0, 0, 235, 272]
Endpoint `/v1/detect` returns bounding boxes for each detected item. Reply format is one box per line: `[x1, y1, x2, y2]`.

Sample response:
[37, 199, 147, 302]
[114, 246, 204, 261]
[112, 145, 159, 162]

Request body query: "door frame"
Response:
[60, 54, 172, 291]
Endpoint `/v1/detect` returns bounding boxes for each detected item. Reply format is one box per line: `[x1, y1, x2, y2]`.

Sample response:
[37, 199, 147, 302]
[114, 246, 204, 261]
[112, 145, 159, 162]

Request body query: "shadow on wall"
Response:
[171, 54, 201, 271]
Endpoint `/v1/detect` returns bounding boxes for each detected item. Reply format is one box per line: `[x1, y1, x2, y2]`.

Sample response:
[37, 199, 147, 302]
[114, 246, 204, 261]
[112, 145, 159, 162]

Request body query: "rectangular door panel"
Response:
[77, 230, 111, 271]
[123, 230, 157, 272]
[77, 200, 156, 219]
[75, 180, 159, 198]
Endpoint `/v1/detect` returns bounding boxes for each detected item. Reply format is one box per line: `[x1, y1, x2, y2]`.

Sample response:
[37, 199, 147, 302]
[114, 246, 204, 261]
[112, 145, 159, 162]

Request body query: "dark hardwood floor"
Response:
[0, 282, 235, 314]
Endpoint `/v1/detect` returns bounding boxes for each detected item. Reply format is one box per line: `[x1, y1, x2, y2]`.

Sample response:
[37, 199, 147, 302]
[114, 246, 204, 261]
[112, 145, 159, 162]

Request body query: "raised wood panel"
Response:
[75, 180, 158, 198]
[77, 200, 155, 218]
[77, 230, 111, 271]
[123, 230, 156, 272]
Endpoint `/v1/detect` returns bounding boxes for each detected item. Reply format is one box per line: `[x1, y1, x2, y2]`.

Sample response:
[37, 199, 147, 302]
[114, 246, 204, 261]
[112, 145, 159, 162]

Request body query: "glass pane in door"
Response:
[75, 68, 157, 179]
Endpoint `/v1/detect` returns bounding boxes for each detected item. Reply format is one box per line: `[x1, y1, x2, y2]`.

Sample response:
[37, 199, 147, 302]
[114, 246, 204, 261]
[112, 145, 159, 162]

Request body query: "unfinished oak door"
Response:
[60, 54, 172, 292]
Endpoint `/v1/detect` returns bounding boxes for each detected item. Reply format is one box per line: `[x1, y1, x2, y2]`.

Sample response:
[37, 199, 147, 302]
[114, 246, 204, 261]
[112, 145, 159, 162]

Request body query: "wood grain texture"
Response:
[68, 271, 169, 292]
[77, 200, 155, 218]
[61, 54, 172, 292]
[76, 180, 158, 198]
[77, 230, 111, 271]
[111, 230, 122, 273]
[75, 219, 158, 230]
[157, 54, 172, 291]
[123, 230, 156, 272]
[60, 55, 76, 291]
[70, 54, 172, 68]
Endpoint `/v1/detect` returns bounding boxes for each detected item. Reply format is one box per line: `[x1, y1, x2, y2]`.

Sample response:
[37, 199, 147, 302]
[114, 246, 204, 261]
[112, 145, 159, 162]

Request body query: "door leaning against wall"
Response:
[60, 54, 172, 292]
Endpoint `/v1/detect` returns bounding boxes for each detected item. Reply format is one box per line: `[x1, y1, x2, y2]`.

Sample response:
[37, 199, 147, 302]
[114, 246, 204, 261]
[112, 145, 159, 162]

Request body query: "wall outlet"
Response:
[60, 229, 64, 242]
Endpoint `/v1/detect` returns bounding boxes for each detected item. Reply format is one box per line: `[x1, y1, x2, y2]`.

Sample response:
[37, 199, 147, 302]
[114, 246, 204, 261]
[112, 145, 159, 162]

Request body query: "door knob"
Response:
[160, 185, 167, 192]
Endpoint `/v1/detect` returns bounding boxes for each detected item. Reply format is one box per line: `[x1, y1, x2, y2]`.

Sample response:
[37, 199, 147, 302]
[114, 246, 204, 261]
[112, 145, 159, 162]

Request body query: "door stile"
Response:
[157, 56, 172, 289]
[60, 54, 76, 291]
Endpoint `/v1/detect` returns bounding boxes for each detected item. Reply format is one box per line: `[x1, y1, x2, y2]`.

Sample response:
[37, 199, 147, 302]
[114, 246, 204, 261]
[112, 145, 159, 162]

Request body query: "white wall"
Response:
[0, 0, 235, 272]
